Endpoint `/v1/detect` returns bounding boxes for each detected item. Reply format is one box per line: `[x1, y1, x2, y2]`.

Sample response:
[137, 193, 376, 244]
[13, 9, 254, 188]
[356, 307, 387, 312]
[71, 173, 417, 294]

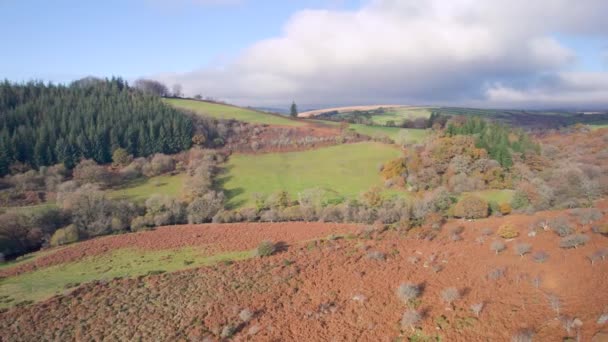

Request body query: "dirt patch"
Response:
[0, 222, 359, 278]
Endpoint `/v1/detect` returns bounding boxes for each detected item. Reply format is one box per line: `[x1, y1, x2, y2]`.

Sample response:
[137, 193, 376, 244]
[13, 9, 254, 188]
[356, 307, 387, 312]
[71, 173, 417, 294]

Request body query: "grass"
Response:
[165, 98, 304, 127]
[219, 142, 402, 208]
[0, 202, 58, 215]
[108, 174, 185, 202]
[463, 189, 515, 204]
[349, 124, 429, 142]
[590, 124, 608, 130]
[369, 107, 433, 125]
[0, 247, 253, 308]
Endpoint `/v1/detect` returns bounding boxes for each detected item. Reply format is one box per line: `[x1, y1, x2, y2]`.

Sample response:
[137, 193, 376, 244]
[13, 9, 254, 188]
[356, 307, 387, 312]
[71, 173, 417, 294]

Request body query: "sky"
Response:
[1, 0, 607, 110]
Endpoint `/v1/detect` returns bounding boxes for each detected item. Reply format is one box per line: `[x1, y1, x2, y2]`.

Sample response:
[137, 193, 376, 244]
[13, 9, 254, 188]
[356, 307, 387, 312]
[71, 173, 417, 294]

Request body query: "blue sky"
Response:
[0, 0, 360, 83]
[1, 0, 607, 108]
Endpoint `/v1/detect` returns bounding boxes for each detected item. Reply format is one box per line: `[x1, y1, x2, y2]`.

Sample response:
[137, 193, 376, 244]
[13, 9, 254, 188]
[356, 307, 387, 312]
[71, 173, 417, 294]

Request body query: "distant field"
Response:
[0, 247, 252, 307]
[462, 189, 515, 204]
[220, 142, 401, 208]
[109, 174, 185, 202]
[165, 98, 304, 126]
[349, 124, 429, 142]
[369, 107, 433, 125]
[590, 124, 608, 130]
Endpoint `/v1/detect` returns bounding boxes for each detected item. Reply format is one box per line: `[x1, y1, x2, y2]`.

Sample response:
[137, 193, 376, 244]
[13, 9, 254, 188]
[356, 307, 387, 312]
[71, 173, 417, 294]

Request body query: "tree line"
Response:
[0, 78, 194, 175]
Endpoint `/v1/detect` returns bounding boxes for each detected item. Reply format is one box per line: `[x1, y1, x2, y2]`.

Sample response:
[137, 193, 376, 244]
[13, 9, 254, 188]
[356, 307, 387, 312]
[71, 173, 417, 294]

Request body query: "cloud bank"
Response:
[155, 0, 608, 109]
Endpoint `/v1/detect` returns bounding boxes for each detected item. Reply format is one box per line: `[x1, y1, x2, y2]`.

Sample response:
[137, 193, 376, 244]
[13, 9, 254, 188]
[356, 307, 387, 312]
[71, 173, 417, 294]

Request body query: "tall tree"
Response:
[290, 101, 298, 117]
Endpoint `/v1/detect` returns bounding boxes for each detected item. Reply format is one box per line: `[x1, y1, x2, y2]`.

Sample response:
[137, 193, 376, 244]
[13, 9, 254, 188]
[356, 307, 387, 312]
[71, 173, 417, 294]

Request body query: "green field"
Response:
[462, 189, 515, 204]
[109, 174, 185, 202]
[219, 142, 402, 208]
[369, 107, 433, 125]
[0, 247, 253, 308]
[590, 124, 608, 130]
[349, 124, 429, 142]
[165, 98, 304, 126]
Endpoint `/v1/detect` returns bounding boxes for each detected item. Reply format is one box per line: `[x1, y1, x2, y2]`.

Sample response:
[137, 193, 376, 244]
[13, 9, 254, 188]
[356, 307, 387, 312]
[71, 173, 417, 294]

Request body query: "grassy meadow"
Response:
[0, 248, 253, 308]
[219, 142, 402, 208]
[108, 174, 185, 202]
[349, 124, 429, 142]
[165, 98, 304, 126]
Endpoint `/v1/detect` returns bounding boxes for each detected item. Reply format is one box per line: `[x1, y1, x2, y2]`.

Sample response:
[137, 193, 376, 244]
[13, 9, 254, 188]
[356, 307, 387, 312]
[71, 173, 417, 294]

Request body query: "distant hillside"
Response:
[298, 104, 409, 118]
[0, 79, 194, 175]
[165, 98, 305, 127]
[302, 104, 608, 129]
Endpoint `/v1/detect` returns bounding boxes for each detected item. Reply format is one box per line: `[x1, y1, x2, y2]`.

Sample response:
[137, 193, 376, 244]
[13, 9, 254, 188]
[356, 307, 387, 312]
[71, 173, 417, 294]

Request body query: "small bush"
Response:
[470, 303, 484, 317]
[396, 283, 420, 303]
[256, 240, 276, 257]
[532, 251, 549, 263]
[239, 308, 254, 322]
[559, 234, 590, 249]
[511, 329, 534, 342]
[499, 202, 512, 215]
[550, 217, 573, 237]
[441, 287, 460, 306]
[515, 243, 532, 257]
[481, 227, 493, 236]
[547, 294, 561, 315]
[497, 224, 519, 239]
[366, 251, 386, 261]
[453, 196, 489, 219]
[49, 224, 79, 247]
[400, 310, 421, 330]
[487, 267, 506, 281]
[490, 240, 506, 254]
[220, 324, 236, 339]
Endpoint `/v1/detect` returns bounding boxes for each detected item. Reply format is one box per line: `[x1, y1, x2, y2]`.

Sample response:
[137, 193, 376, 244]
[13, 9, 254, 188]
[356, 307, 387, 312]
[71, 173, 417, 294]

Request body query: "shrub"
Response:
[550, 217, 573, 237]
[547, 294, 561, 315]
[239, 308, 254, 322]
[366, 251, 386, 261]
[497, 224, 519, 239]
[481, 227, 493, 236]
[490, 240, 506, 254]
[256, 240, 276, 257]
[220, 325, 236, 339]
[510, 190, 530, 210]
[49, 224, 80, 247]
[72, 159, 112, 187]
[499, 202, 512, 215]
[511, 329, 534, 342]
[112, 148, 132, 166]
[142, 153, 175, 177]
[441, 287, 460, 307]
[130, 216, 153, 231]
[145, 194, 186, 227]
[515, 243, 532, 257]
[559, 234, 590, 249]
[187, 191, 225, 224]
[487, 267, 506, 281]
[470, 303, 484, 317]
[396, 283, 420, 303]
[453, 196, 489, 219]
[400, 310, 421, 330]
[571, 208, 603, 224]
[592, 224, 608, 235]
[380, 158, 407, 180]
[532, 251, 549, 263]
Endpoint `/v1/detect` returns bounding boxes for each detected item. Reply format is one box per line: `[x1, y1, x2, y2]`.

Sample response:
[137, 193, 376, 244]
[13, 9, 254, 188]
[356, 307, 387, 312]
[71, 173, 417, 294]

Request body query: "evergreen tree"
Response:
[290, 101, 298, 117]
[0, 78, 195, 176]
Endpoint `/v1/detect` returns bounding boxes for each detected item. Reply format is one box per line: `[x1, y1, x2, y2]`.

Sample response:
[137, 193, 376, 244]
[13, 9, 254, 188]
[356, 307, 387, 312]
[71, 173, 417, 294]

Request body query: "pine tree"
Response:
[290, 101, 298, 117]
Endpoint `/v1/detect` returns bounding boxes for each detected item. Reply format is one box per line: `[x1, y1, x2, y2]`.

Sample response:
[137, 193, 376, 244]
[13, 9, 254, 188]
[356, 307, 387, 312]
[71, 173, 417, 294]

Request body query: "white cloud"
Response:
[155, 0, 608, 108]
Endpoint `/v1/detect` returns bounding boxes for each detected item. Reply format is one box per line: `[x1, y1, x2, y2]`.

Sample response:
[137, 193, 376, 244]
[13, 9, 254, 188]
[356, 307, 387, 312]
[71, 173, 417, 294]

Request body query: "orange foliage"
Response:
[380, 158, 407, 180]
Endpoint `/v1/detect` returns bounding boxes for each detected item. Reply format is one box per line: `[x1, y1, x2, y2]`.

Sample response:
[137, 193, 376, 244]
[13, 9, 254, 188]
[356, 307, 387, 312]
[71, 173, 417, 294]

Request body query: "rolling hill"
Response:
[165, 98, 305, 127]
